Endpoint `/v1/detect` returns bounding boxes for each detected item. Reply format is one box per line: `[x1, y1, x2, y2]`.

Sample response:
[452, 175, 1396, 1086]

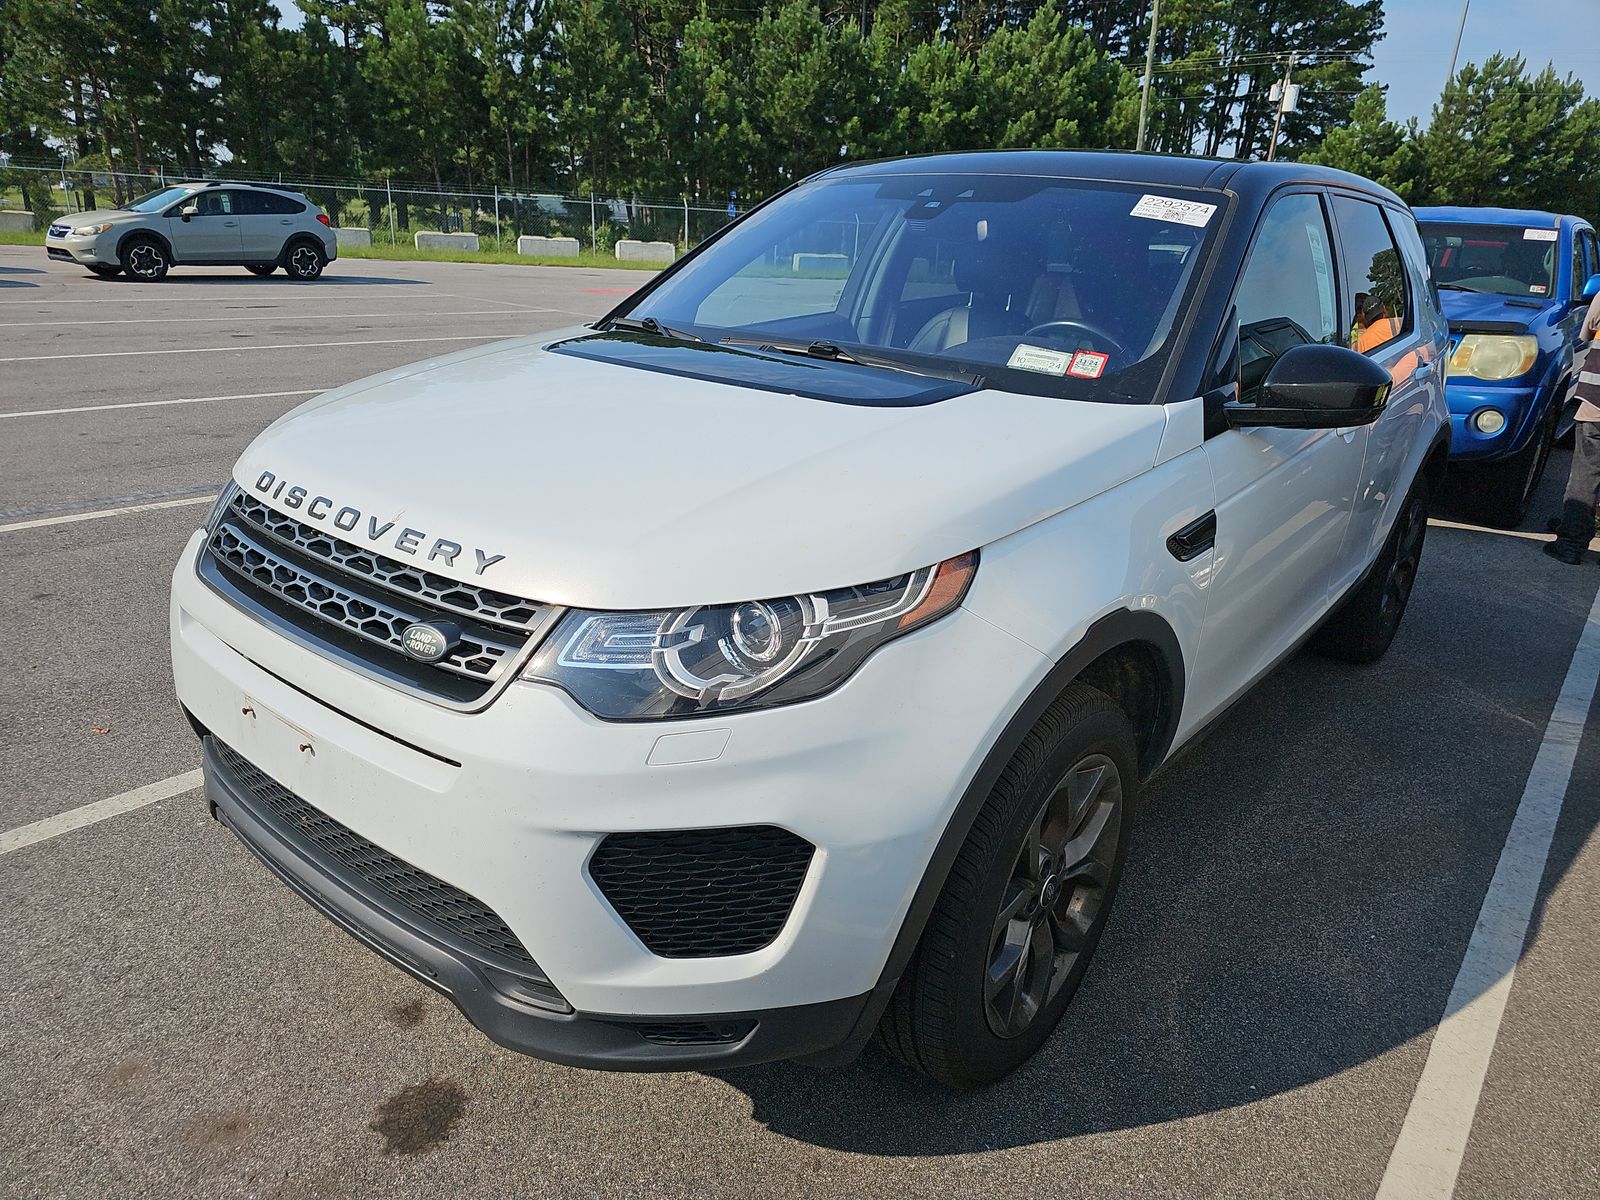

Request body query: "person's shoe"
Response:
[1543, 541, 1585, 565]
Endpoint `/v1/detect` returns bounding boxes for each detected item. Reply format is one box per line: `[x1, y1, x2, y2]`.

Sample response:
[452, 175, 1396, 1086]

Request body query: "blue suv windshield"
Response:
[1419, 222, 1559, 299]
[618, 173, 1226, 402]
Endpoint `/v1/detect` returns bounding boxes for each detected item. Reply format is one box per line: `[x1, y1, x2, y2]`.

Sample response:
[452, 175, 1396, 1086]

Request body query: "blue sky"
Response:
[270, 0, 1597, 129]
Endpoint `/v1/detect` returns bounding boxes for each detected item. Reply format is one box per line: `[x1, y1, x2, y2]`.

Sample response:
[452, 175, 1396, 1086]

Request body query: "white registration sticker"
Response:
[1130, 194, 1217, 228]
[1007, 343, 1072, 376]
[1523, 228, 1558, 241]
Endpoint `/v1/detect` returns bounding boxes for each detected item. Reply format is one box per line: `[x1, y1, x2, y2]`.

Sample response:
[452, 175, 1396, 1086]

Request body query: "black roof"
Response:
[818, 149, 1404, 208]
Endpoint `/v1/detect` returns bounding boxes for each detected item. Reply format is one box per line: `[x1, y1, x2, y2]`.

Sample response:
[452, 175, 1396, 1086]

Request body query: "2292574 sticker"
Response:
[1130, 194, 1217, 228]
[1068, 350, 1109, 379]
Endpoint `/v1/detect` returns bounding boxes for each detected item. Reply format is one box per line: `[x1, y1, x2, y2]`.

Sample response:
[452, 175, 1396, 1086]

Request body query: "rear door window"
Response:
[1332, 195, 1411, 355]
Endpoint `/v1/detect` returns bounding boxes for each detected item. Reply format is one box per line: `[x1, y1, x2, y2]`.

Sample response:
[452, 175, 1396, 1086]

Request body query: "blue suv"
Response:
[1416, 207, 1600, 525]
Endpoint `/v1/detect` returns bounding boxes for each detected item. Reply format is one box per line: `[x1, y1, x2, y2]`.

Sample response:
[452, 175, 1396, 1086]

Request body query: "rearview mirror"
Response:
[1582, 272, 1600, 300]
[1225, 343, 1392, 430]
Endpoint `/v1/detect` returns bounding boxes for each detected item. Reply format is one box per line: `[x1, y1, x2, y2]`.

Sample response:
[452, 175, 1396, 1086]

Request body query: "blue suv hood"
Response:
[1439, 290, 1547, 332]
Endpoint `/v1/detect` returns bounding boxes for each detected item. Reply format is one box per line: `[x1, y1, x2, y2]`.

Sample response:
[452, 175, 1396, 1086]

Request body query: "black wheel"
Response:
[85, 264, 121, 278]
[1312, 474, 1431, 664]
[246, 263, 276, 277]
[1472, 402, 1557, 528]
[283, 241, 326, 280]
[877, 683, 1135, 1089]
[120, 237, 169, 281]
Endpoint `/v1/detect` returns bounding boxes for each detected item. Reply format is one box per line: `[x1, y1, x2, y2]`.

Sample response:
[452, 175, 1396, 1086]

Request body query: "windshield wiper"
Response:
[717, 335, 985, 387]
[602, 315, 702, 342]
[1436, 282, 1485, 293]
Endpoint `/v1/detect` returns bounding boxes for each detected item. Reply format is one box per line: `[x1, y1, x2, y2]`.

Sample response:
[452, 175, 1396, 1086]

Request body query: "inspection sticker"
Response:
[1524, 227, 1558, 241]
[1130, 194, 1217, 228]
[1068, 350, 1110, 379]
[1007, 343, 1073, 375]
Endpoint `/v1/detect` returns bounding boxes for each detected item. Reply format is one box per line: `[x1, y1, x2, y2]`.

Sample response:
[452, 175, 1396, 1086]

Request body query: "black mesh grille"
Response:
[213, 740, 544, 976]
[634, 1021, 755, 1047]
[588, 827, 814, 958]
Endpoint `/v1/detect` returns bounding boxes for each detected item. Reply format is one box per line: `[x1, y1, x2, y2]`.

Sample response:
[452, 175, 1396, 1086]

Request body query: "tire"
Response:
[283, 240, 326, 281]
[1311, 473, 1431, 664]
[119, 237, 170, 281]
[246, 263, 276, 277]
[86, 264, 122, 278]
[877, 683, 1137, 1089]
[1471, 401, 1557, 528]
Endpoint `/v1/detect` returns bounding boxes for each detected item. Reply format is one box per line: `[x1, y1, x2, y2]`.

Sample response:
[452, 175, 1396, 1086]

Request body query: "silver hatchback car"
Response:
[45, 181, 338, 281]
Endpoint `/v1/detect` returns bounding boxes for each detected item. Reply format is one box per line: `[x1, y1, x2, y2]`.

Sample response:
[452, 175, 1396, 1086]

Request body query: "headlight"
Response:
[204, 481, 239, 531]
[523, 551, 978, 719]
[72, 222, 113, 236]
[1448, 334, 1537, 381]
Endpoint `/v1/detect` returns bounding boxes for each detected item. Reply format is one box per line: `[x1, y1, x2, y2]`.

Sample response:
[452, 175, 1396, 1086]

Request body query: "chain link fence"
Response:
[0, 161, 742, 251]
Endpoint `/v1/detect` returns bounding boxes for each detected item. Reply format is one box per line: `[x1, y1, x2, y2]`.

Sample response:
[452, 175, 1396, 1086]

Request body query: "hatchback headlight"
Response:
[523, 551, 978, 718]
[1448, 334, 1537, 381]
[73, 222, 113, 236]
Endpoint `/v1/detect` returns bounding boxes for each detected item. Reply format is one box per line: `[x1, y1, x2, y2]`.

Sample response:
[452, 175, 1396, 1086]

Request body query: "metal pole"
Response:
[683, 197, 689, 249]
[387, 178, 396, 244]
[589, 193, 597, 253]
[1267, 52, 1296, 162]
[494, 185, 500, 247]
[1136, 0, 1161, 152]
[1445, 0, 1471, 96]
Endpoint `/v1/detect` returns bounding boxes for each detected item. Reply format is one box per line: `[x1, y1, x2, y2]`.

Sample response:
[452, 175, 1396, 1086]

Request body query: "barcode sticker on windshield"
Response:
[1007, 344, 1072, 376]
[1069, 351, 1110, 379]
[1524, 228, 1558, 241]
[1130, 194, 1217, 227]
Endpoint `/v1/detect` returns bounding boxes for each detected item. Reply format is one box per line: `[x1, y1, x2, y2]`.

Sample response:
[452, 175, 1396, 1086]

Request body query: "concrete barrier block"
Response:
[517, 235, 581, 258]
[616, 239, 676, 264]
[0, 210, 35, 234]
[334, 227, 371, 248]
[414, 231, 480, 252]
[792, 252, 849, 273]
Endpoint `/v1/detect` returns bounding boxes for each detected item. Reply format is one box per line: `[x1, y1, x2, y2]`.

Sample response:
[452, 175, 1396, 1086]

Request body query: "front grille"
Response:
[212, 739, 562, 1005]
[204, 490, 555, 706]
[588, 827, 815, 958]
[48, 223, 70, 238]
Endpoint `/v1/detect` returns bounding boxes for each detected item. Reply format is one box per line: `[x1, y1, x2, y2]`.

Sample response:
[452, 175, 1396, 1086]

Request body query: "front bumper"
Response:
[170, 529, 1049, 1066]
[44, 231, 115, 265]
[1445, 381, 1540, 461]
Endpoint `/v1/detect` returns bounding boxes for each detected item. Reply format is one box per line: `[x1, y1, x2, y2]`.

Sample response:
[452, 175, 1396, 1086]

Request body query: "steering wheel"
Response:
[1023, 319, 1127, 359]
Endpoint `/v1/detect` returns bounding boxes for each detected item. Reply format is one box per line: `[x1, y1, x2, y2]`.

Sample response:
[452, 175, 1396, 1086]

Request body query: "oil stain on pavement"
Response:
[369, 1077, 467, 1155]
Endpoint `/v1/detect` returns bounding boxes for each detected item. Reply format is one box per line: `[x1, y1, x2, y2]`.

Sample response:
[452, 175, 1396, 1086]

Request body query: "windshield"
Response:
[1419, 222, 1558, 299]
[126, 186, 196, 213]
[618, 173, 1225, 402]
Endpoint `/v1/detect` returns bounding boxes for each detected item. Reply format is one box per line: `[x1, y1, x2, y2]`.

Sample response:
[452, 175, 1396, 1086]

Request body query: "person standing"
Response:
[1545, 287, 1600, 564]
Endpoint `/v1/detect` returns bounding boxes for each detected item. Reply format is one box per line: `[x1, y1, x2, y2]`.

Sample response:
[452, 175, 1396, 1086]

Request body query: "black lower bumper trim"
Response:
[46, 247, 76, 262]
[200, 733, 871, 1071]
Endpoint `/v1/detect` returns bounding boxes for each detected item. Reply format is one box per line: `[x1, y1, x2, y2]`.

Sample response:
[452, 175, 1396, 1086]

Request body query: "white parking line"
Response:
[0, 494, 214, 533]
[0, 771, 202, 856]
[0, 332, 531, 363]
[0, 388, 323, 420]
[1377, 579, 1600, 1200]
[0, 307, 550, 328]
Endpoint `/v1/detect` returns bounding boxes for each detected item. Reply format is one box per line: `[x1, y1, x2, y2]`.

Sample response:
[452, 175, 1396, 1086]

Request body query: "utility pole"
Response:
[1136, 0, 1161, 152]
[1266, 52, 1297, 162]
[1445, 0, 1470, 96]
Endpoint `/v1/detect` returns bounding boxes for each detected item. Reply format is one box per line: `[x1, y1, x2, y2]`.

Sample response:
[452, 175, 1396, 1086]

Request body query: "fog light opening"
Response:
[1472, 408, 1507, 435]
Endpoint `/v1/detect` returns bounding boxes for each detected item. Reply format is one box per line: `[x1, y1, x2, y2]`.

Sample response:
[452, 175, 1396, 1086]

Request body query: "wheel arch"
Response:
[277, 232, 325, 266]
[808, 607, 1185, 1066]
[116, 227, 175, 264]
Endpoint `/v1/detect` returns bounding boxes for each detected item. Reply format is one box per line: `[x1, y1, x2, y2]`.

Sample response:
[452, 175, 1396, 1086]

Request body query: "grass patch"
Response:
[339, 240, 662, 270]
[0, 230, 43, 245]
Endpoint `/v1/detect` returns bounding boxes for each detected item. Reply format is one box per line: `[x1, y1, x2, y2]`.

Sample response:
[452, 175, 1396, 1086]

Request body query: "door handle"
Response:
[223, 220, 237, 227]
[279, 219, 292, 225]
[1167, 510, 1217, 561]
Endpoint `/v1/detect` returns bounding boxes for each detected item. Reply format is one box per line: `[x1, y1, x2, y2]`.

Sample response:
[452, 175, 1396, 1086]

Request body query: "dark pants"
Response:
[1554, 419, 1600, 552]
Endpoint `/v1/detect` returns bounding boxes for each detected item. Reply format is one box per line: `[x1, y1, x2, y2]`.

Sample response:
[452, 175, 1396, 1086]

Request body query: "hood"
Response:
[234, 335, 1171, 610]
[1439, 289, 1549, 331]
[60, 208, 135, 224]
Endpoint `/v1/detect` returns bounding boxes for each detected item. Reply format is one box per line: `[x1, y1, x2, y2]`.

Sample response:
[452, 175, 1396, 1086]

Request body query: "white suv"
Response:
[170, 151, 1448, 1088]
[46, 181, 336, 280]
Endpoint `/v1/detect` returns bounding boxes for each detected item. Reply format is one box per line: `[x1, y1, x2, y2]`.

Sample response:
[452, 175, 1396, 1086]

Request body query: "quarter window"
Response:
[1333, 196, 1411, 355]
[1232, 192, 1340, 402]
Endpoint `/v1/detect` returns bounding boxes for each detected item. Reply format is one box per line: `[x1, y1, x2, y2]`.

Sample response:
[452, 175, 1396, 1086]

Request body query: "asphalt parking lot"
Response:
[1, 245, 1597, 1200]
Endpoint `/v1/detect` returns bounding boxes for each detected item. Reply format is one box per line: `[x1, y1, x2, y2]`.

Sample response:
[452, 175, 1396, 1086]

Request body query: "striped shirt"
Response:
[1578, 291, 1600, 422]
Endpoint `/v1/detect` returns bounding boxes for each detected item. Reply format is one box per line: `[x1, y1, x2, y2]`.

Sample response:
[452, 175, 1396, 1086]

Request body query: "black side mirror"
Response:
[1225, 343, 1392, 430]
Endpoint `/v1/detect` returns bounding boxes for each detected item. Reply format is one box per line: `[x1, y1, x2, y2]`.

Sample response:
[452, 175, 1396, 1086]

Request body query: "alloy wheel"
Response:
[127, 244, 164, 279]
[985, 753, 1122, 1039]
[1378, 493, 1427, 634]
[288, 245, 322, 278]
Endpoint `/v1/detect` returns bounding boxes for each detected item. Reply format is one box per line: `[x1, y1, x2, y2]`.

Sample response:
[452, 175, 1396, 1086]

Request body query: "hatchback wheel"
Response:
[120, 238, 170, 281]
[1312, 473, 1431, 663]
[877, 683, 1135, 1089]
[284, 241, 326, 280]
